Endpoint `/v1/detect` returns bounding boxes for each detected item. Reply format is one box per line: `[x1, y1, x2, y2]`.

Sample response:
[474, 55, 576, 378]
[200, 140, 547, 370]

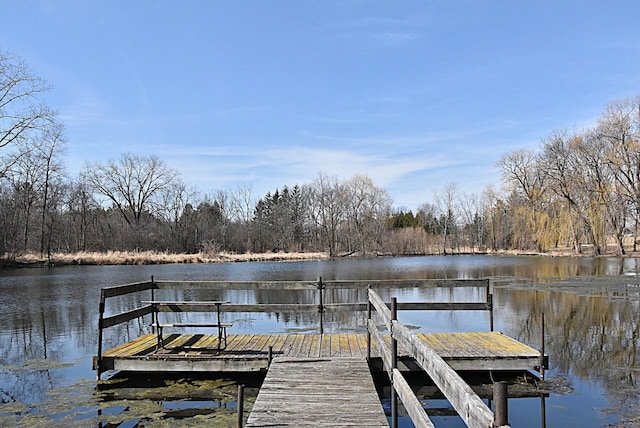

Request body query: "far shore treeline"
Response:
[2, 49, 640, 266]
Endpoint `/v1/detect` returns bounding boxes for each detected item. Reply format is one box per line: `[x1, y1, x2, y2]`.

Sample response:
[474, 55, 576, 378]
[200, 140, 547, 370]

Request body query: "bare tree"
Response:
[497, 149, 551, 251]
[156, 179, 198, 252]
[1, 49, 56, 178]
[433, 182, 458, 255]
[229, 184, 255, 251]
[343, 174, 392, 256]
[37, 123, 67, 258]
[598, 96, 640, 250]
[540, 130, 603, 254]
[308, 173, 346, 257]
[64, 177, 99, 252]
[83, 153, 179, 248]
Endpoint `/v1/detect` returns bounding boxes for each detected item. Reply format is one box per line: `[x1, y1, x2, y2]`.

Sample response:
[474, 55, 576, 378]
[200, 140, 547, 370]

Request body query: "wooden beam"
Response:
[328, 279, 489, 288]
[368, 319, 392, 374]
[392, 321, 495, 428]
[152, 278, 489, 290]
[101, 281, 154, 298]
[396, 302, 491, 311]
[101, 305, 154, 329]
[155, 280, 318, 290]
[392, 368, 435, 428]
[368, 289, 392, 331]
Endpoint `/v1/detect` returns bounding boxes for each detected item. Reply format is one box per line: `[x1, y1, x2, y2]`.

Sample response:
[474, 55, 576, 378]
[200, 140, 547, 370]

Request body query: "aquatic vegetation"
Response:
[0, 375, 255, 427]
[1, 359, 76, 372]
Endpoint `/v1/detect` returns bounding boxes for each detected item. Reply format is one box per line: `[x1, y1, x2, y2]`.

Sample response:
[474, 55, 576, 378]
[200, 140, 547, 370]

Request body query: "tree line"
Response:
[2, 49, 639, 264]
[497, 95, 640, 256]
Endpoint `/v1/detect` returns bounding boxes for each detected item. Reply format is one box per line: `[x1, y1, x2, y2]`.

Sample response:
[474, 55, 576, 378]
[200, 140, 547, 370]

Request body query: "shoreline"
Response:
[2, 251, 331, 269]
[3, 248, 640, 269]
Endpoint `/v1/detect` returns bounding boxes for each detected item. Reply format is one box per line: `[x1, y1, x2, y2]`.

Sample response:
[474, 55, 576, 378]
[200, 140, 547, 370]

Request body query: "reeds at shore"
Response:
[10, 250, 330, 266]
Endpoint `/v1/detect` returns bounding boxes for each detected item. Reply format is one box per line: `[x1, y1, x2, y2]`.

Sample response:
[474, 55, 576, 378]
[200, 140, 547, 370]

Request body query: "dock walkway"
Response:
[246, 356, 388, 427]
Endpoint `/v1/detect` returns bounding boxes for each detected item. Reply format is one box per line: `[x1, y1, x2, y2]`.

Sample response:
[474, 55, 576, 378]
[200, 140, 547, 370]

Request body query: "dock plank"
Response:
[225, 333, 253, 353]
[246, 357, 388, 427]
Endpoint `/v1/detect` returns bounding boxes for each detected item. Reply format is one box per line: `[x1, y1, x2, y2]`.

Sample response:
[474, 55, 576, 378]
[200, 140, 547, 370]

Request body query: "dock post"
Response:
[96, 289, 105, 380]
[150, 276, 156, 334]
[493, 381, 509, 427]
[391, 297, 398, 428]
[487, 282, 494, 331]
[366, 285, 372, 362]
[317, 277, 325, 335]
[540, 312, 545, 380]
[237, 384, 245, 428]
[268, 346, 273, 367]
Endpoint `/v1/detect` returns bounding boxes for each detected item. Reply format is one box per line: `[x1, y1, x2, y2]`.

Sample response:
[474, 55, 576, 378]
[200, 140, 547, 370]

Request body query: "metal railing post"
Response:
[317, 277, 325, 334]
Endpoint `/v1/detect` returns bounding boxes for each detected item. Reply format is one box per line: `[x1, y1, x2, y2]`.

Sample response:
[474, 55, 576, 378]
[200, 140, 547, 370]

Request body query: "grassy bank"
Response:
[7, 250, 330, 267]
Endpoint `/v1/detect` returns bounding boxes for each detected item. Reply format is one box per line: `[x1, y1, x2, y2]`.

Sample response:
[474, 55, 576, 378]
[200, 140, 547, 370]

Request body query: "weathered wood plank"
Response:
[224, 333, 251, 352]
[282, 334, 305, 357]
[101, 305, 153, 329]
[155, 280, 319, 290]
[102, 281, 154, 298]
[348, 334, 362, 356]
[393, 368, 435, 428]
[321, 333, 333, 357]
[308, 333, 322, 357]
[393, 321, 494, 428]
[368, 289, 392, 331]
[154, 278, 488, 291]
[396, 302, 491, 311]
[246, 357, 388, 427]
[368, 319, 392, 374]
[327, 279, 489, 288]
[103, 334, 156, 357]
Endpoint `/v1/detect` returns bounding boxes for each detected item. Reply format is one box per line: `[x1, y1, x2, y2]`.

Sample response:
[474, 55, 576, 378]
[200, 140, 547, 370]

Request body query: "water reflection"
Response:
[0, 256, 639, 426]
[499, 285, 640, 420]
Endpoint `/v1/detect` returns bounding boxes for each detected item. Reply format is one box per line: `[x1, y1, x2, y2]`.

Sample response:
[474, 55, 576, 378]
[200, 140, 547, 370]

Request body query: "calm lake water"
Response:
[0, 255, 639, 427]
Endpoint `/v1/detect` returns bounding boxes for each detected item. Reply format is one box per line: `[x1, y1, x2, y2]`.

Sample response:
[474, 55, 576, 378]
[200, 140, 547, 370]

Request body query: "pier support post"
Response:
[317, 277, 325, 334]
[96, 289, 105, 380]
[237, 384, 245, 428]
[493, 381, 509, 427]
[268, 346, 273, 367]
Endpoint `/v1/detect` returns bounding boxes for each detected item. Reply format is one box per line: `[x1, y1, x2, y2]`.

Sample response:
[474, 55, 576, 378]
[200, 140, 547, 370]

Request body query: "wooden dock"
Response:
[94, 278, 548, 427]
[246, 357, 388, 427]
[96, 331, 542, 373]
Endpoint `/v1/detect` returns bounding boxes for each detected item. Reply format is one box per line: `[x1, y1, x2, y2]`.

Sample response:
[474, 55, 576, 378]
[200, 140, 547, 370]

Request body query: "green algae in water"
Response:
[1, 375, 256, 427]
[1, 358, 77, 371]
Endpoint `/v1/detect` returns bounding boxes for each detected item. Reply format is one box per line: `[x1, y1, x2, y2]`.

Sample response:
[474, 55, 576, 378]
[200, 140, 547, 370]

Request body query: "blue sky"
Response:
[2, 1, 639, 210]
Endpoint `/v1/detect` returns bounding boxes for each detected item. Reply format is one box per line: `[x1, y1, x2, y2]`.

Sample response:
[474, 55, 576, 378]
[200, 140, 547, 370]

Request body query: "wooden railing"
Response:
[95, 277, 492, 379]
[366, 287, 506, 428]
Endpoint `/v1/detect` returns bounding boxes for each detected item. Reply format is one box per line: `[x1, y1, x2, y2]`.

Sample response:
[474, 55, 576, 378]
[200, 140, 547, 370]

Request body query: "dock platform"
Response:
[246, 357, 388, 427]
[94, 279, 549, 427]
[96, 331, 542, 373]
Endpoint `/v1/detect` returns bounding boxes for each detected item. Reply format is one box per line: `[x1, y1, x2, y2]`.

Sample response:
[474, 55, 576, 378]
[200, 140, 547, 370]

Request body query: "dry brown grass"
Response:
[11, 250, 330, 266]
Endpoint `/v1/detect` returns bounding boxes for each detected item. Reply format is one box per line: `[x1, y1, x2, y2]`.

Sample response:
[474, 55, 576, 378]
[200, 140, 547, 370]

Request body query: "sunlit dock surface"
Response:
[96, 331, 542, 374]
